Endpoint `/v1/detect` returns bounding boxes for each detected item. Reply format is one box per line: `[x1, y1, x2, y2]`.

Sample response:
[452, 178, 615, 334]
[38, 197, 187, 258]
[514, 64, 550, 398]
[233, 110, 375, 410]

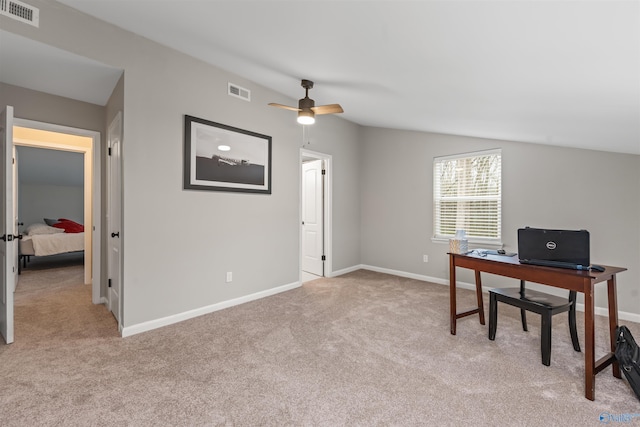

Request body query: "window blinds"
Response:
[433, 149, 502, 242]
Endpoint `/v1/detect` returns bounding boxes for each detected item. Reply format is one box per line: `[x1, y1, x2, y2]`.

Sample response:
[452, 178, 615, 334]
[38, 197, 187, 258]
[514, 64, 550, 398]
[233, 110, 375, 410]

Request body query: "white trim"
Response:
[360, 264, 447, 286]
[431, 237, 504, 249]
[122, 263, 640, 338]
[434, 148, 502, 162]
[12, 118, 101, 305]
[121, 280, 301, 337]
[330, 264, 362, 277]
[300, 149, 333, 279]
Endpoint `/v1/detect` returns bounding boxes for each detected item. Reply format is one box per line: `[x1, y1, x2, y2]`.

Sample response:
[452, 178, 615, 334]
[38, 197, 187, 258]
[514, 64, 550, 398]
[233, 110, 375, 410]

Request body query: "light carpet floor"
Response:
[1, 267, 639, 426]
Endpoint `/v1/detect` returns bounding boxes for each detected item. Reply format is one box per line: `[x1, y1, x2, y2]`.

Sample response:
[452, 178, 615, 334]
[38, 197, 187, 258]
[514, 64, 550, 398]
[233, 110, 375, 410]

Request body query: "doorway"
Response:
[12, 120, 101, 305]
[300, 149, 332, 283]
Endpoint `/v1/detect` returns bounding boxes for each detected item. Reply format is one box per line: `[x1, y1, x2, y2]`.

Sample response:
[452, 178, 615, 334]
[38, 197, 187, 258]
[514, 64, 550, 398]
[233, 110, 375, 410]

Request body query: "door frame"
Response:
[13, 118, 101, 304]
[300, 148, 332, 279]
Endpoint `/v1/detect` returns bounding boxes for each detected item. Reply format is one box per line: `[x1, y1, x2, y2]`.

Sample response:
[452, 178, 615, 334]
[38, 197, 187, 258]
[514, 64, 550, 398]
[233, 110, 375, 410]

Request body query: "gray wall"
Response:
[16, 145, 84, 228]
[19, 183, 83, 229]
[1, 0, 363, 329]
[360, 127, 640, 315]
[0, 82, 106, 133]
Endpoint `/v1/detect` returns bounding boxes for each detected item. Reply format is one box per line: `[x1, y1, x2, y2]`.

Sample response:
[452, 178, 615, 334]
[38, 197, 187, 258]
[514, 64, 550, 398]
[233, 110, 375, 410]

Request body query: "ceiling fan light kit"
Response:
[269, 79, 343, 125]
[297, 109, 315, 125]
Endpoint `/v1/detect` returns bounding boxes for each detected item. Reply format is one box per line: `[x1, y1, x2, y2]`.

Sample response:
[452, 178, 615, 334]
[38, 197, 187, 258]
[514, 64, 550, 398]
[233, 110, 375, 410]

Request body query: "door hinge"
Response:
[322, 169, 326, 175]
[108, 147, 112, 156]
[321, 255, 326, 261]
[108, 278, 112, 288]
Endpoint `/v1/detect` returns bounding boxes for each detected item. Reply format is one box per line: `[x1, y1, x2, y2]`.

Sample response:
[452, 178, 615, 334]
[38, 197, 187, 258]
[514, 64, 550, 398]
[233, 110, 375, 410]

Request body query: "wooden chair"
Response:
[488, 280, 581, 366]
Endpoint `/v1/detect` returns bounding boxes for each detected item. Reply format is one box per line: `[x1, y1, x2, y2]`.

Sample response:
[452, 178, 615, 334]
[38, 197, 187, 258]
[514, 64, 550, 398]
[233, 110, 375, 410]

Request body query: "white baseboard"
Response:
[329, 264, 364, 277]
[359, 264, 447, 286]
[120, 263, 639, 338]
[346, 264, 640, 324]
[121, 280, 301, 338]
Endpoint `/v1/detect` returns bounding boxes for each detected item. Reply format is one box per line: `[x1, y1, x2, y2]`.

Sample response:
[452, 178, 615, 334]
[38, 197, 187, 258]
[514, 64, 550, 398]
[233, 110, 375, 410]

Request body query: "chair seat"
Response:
[490, 287, 573, 313]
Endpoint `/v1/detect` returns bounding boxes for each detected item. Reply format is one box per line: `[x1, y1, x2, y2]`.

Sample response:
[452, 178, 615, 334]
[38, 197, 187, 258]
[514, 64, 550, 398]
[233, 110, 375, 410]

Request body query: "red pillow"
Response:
[52, 219, 84, 233]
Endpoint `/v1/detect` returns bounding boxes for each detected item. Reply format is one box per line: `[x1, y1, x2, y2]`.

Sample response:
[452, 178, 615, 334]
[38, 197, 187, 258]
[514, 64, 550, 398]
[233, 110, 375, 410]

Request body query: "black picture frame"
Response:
[184, 115, 272, 194]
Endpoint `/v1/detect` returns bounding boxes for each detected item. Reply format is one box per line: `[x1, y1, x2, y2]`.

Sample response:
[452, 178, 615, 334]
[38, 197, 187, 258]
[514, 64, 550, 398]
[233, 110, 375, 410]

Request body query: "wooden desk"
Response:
[448, 252, 627, 401]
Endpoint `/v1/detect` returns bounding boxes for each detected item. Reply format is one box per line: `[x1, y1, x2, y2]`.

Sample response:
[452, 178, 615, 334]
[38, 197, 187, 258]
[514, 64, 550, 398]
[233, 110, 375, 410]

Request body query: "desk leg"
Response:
[584, 283, 595, 401]
[450, 255, 457, 335]
[475, 270, 485, 325]
[607, 275, 621, 379]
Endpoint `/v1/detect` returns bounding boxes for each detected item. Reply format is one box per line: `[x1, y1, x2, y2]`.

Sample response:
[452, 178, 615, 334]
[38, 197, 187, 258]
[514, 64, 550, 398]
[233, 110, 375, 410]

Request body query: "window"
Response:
[433, 149, 502, 244]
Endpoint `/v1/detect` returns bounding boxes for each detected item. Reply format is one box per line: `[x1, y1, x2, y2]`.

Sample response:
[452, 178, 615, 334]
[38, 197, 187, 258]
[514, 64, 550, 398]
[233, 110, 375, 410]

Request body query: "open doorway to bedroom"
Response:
[10, 122, 104, 341]
[13, 126, 96, 286]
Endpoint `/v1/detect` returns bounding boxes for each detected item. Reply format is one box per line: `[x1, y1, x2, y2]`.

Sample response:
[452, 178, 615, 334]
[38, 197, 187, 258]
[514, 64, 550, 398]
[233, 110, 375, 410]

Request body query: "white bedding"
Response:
[22, 232, 84, 256]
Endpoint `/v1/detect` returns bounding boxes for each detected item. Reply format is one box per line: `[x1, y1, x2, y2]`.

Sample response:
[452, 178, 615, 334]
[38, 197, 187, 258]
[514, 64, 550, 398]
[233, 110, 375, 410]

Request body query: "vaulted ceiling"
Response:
[3, 1, 639, 154]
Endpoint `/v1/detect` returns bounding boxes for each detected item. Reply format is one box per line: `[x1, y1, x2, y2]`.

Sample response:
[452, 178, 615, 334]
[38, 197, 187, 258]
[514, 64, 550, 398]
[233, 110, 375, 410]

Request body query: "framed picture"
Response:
[184, 115, 272, 194]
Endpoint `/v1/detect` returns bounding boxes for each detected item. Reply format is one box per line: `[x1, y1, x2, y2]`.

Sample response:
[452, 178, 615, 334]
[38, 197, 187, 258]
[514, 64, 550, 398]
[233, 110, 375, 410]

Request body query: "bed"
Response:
[19, 221, 84, 271]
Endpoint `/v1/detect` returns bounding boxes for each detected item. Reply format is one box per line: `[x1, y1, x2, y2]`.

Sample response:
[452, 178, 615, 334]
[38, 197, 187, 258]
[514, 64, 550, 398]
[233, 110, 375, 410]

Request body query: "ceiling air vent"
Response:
[228, 83, 251, 102]
[0, 0, 39, 27]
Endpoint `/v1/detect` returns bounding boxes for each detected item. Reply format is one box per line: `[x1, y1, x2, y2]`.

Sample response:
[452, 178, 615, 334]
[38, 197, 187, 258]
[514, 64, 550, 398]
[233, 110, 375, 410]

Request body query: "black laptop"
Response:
[517, 227, 590, 270]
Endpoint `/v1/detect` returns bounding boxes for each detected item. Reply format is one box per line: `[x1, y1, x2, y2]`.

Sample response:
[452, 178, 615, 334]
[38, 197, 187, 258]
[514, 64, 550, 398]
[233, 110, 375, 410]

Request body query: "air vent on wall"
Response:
[0, 0, 39, 27]
[228, 82, 251, 102]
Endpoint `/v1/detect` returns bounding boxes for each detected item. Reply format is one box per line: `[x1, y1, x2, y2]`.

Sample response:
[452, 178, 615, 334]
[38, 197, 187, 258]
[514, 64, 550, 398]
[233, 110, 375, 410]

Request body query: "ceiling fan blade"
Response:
[312, 104, 344, 115]
[268, 102, 300, 112]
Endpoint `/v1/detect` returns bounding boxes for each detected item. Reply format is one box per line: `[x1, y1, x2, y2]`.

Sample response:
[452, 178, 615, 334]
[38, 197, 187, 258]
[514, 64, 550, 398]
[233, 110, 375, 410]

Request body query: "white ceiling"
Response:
[7, 1, 640, 154]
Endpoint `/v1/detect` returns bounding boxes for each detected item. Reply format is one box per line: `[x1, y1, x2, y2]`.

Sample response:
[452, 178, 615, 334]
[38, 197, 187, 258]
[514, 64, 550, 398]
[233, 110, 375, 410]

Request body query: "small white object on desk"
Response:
[449, 229, 468, 254]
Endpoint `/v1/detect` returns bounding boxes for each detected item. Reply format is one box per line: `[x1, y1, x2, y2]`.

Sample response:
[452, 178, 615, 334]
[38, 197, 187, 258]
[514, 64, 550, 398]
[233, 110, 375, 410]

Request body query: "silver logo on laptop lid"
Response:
[546, 241, 557, 250]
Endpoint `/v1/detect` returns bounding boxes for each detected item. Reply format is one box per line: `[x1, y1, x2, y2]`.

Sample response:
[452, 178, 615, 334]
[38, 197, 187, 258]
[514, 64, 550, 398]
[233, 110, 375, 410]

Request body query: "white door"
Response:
[302, 159, 324, 276]
[107, 112, 122, 323]
[1, 106, 16, 344]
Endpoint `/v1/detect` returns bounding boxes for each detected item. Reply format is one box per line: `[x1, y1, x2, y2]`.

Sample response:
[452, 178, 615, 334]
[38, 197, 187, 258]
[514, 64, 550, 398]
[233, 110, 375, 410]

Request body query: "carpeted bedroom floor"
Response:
[1, 266, 639, 426]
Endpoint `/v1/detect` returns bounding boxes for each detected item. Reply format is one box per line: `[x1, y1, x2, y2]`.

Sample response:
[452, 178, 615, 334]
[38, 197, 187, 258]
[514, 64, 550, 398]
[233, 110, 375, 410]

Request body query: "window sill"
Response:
[431, 237, 503, 250]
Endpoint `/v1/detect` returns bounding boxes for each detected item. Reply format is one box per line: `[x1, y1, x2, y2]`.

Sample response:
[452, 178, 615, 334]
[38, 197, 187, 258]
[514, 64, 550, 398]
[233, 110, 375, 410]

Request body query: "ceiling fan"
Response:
[269, 79, 343, 125]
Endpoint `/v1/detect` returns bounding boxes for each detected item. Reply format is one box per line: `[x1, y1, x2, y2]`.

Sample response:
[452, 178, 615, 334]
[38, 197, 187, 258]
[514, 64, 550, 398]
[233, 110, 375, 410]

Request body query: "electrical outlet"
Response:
[226, 272, 233, 283]
[423, 255, 429, 263]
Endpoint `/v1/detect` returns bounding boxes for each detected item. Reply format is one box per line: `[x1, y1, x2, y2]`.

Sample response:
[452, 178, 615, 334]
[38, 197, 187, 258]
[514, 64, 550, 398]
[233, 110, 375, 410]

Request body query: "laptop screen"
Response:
[517, 228, 590, 267]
